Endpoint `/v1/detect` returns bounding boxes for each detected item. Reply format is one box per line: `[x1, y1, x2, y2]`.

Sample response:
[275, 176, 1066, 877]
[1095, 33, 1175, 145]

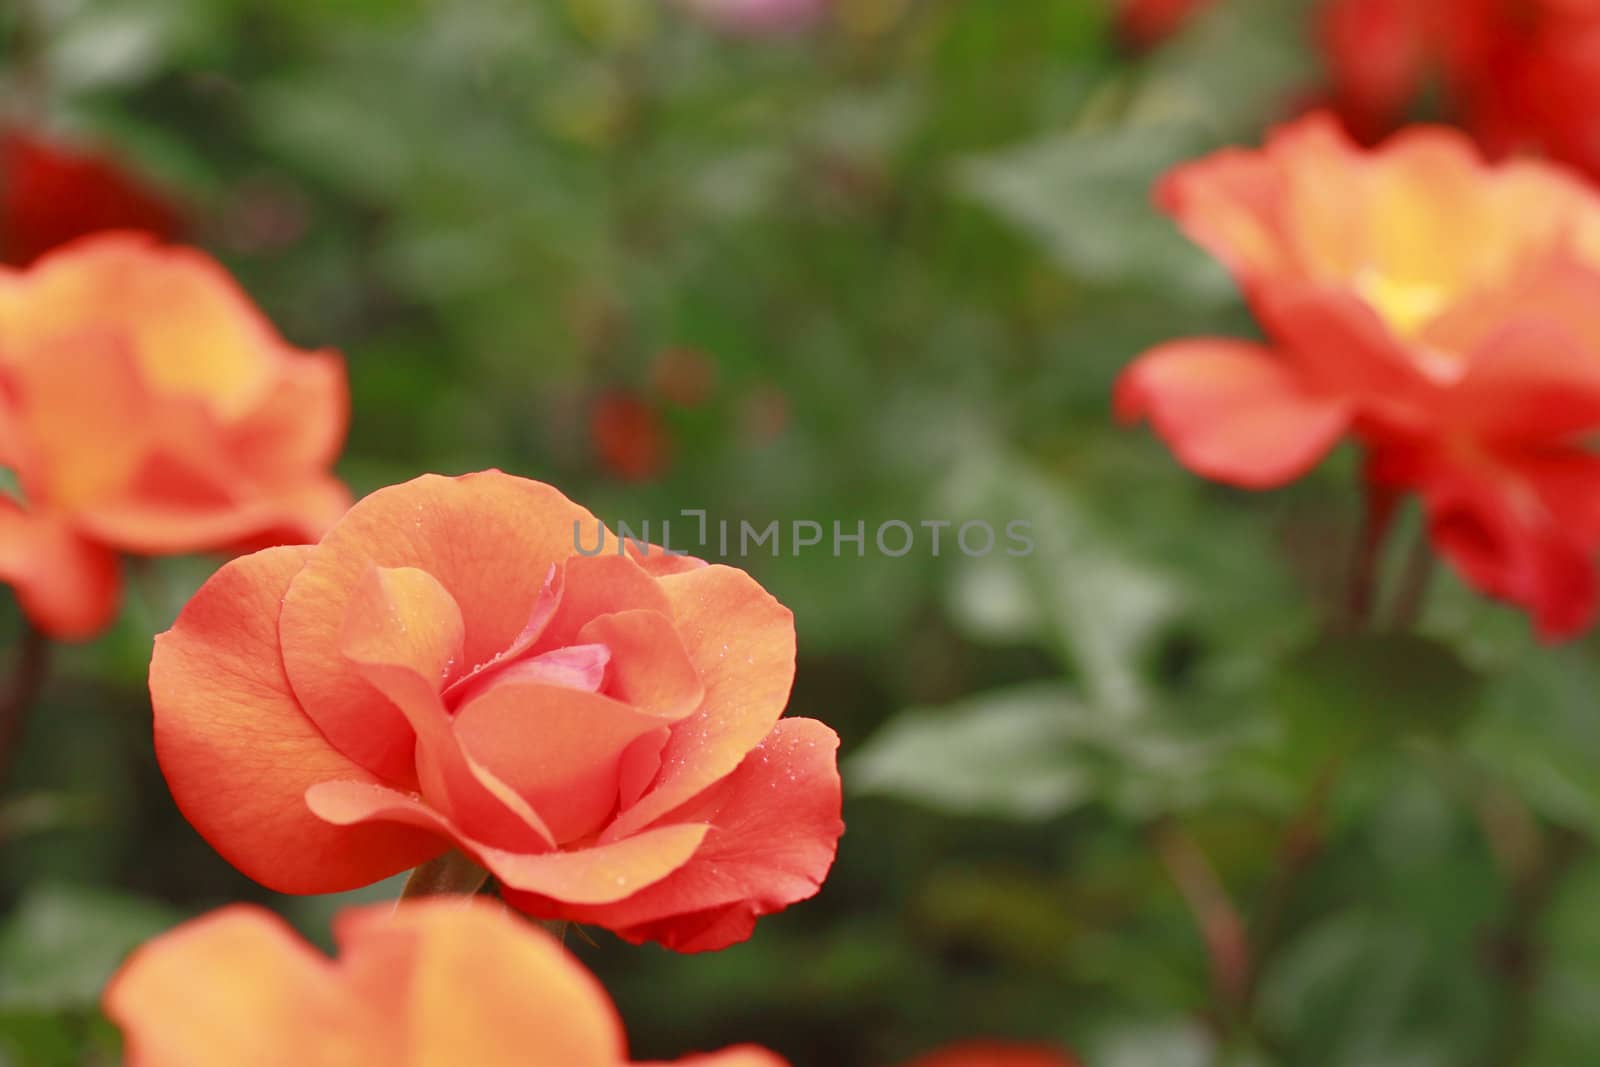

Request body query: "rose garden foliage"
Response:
[6, 1, 1600, 1066]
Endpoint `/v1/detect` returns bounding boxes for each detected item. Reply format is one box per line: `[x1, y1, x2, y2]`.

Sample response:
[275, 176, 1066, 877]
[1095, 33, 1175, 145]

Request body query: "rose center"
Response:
[443, 640, 610, 713]
[1356, 268, 1450, 339]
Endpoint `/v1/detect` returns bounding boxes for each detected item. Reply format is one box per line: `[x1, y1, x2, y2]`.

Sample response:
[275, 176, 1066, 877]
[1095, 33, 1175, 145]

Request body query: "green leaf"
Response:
[940, 452, 1184, 713]
[1467, 644, 1600, 838]
[1128, 0, 1317, 135]
[0, 885, 180, 1013]
[1087, 1019, 1217, 1067]
[1269, 633, 1482, 770]
[952, 122, 1232, 304]
[849, 683, 1096, 820]
[1255, 909, 1494, 1067]
[849, 681, 1239, 821]
[1529, 858, 1600, 1065]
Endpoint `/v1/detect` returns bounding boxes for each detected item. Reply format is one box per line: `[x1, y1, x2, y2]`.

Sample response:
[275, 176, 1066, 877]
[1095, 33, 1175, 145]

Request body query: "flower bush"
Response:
[6, 2, 1600, 1065]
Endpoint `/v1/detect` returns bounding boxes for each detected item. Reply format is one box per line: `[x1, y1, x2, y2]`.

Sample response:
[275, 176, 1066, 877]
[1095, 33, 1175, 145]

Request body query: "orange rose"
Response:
[105, 898, 788, 1066]
[0, 233, 349, 638]
[150, 470, 842, 952]
[1118, 114, 1600, 636]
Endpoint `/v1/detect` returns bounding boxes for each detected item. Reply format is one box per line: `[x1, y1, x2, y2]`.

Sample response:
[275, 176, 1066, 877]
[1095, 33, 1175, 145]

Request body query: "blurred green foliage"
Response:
[3, 1, 1599, 1065]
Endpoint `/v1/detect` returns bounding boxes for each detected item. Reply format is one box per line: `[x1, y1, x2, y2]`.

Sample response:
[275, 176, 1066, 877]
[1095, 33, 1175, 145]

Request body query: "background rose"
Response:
[151, 470, 843, 952]
[1117, 114, 1600, 637]
[898, 1041, 1081, 1067]
[0, 130, 183, 267]
[105, 898, 789, 1066]
[1115, 0, 1216, 48]
[0, 233, 348, 638]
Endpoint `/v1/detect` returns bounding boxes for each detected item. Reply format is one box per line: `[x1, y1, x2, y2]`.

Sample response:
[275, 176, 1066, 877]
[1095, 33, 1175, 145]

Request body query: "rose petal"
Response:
[104, 905, 351, 1067]
[0, 329, 153, 507]
[479, 822, 711, 903]
[617, 728, 672, 811]
[0, 234, 280, 418]
[1370, 443, 1600, 639]
[304, 781, 708, 904]
[151, 549, 446, 893]
[226, 349, 347, 481]
[1254, 286, 1434, 406]
[644, 1049, 792, 1067]
[0, 502, 120, 639]
[333, 901, 626, 1067]
[1115, 338, 1350, 489]
[440, 564, 563, 706]
[523, 718, 842, 952]
[1442, 318, 1600, 442]
[626, 543, 709, 577]
[445, 641, 608, 710]
[339, 565, 555, 851]
[1158, 114, 1362, 286]
[453, 683, 681, 843]
[279, 472, 596, 782]
[602, 564, 797, 843]
[534, 553, 673, 652]
[578, 609, 705, 719]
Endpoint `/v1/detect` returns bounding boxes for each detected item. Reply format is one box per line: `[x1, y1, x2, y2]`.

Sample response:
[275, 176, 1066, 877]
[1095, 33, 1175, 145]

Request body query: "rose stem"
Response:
[1150, 821, 1250, 1033]
[1386, 525, 1436, 631]
[1344, 476, 1400, 631]
[399, 849, 490, 901]
[0, 624, 49, 792]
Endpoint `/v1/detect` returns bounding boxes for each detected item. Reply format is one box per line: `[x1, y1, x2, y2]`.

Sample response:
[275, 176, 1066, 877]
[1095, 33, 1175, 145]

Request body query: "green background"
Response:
[4, 1, 1598, 1064]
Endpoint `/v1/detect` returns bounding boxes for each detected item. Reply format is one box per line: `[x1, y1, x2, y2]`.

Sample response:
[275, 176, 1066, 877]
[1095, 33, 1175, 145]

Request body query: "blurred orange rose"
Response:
[105, 898, 789, 1067]
[150, 470, 842, 952]
[0, 130, 183, 266]
[0, 233, 349, 638]
[1118, 113, 1600, 637]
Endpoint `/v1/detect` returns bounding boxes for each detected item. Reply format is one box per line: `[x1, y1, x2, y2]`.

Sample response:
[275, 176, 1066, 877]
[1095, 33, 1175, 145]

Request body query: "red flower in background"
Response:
[106, 899, 789, 1066]
[0, 233, 349, 638]
[0, 131, 182, 266]
[592, 389, 672, 482]
[1116, 0, 1217, 48]
[1484, 9, 1600, 178]
[150, 470, 842, 953]
[1319, 0, 1600, 177]
[900, 1041, 1081, 1067]
[1117, 114, 1600, 638]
